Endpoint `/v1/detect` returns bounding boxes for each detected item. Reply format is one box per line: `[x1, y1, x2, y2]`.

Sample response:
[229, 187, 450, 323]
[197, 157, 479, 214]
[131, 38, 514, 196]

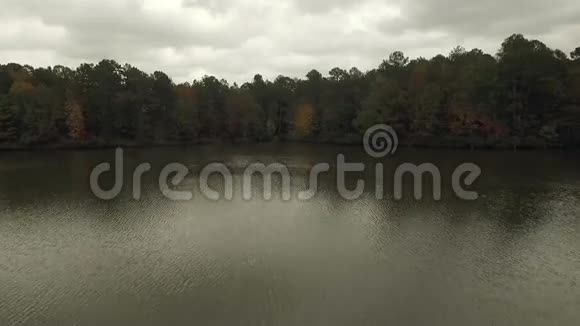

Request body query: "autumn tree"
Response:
[65, 92, 86, 141]
[294, 103, 316, 139]
[0, 34, 579, 147]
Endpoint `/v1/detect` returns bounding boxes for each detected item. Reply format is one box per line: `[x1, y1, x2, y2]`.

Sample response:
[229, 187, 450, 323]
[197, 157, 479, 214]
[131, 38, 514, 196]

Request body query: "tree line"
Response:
[1, 34, 579, 149]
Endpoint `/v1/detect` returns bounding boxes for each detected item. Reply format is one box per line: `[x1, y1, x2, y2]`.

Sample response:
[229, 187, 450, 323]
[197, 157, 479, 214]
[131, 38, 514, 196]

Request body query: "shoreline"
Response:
[0, 138, 576, 152]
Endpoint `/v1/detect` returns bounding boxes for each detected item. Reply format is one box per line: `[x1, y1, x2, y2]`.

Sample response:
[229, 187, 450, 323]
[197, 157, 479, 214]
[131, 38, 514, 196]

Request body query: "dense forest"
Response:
[1, 34, 580, 149]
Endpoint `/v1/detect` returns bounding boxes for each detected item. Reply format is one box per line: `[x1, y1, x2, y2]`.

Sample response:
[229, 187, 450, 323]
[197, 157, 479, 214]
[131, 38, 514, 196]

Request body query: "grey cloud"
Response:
[181, 0, 236, 12]
[290, 0, 361, 13]
[2, 0, 254, 54]
[385, 0, 580, 41]
[0, 0, 578, 84]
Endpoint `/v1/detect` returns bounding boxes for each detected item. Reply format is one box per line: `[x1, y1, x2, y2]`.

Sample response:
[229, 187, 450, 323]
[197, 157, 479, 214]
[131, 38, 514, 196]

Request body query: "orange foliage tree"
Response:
[65, 93, 87, 141]
[294, 103, 316, 139]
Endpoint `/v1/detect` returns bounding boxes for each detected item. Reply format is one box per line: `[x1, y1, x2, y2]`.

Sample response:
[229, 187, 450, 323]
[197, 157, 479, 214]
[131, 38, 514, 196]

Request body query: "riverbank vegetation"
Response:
[1, 34, 579, 149]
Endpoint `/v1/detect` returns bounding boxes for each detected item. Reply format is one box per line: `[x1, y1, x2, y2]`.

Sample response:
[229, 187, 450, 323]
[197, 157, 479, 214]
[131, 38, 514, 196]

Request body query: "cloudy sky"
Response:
[1, 0, 579, 83]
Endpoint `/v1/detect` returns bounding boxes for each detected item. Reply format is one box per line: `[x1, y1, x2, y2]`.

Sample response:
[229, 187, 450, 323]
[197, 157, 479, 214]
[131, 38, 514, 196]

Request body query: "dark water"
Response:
[0, 144, 579, 325]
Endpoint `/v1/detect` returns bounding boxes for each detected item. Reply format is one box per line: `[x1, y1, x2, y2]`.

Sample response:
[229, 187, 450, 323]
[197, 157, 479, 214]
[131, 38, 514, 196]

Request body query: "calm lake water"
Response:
[0, 144, 579, 325]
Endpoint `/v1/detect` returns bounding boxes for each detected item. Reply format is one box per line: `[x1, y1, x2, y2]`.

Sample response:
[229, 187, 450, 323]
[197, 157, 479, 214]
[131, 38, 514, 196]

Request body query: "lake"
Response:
[0, 144, 579, 325]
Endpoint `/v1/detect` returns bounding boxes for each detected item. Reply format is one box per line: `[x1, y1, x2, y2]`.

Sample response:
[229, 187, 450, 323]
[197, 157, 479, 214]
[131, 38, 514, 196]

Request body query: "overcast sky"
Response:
[1, 0, 579, 83]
